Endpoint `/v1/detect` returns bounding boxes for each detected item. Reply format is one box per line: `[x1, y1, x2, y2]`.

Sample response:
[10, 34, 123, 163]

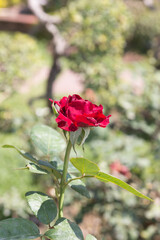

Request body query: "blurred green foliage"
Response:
[0, 87, 47, 219]
[0, 32, 47, 94]
[57, 0, 131, 87]
[0, 0, 24, 8]
[126, 0, 160, 53]
[0, 32, 50, 220]
[0, 135, 35, 219]
[98, 60, 160, 138]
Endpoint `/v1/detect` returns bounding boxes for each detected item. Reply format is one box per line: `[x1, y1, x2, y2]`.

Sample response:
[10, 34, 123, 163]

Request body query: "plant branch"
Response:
[28, 0, 61, 24]
[51, 173, 60, 187]
[27, 0, 67, 55]
[65, 174, 95, 187]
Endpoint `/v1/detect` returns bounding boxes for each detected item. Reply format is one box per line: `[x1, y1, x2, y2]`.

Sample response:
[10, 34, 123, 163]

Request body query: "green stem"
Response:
[65, 175, 95, 187]
[58, 140, 72, 219]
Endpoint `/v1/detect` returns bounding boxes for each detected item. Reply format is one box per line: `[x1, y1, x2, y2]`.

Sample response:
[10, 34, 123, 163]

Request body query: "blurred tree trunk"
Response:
[27, 0, 67, 109]
[46, 54, 61, 104]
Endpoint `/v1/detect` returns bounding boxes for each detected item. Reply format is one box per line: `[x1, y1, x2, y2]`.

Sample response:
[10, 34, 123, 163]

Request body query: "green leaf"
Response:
[2, 145, 61, 178]
[96, 172, 153, 201]
[25, 191, 57, 225]
[0, 218, 40, 239]
[70, 157, 100, 175]
[27, 163, 48, 174]
[2, 145, 38, 164]
[38, 160, 62, 178]
[69, 179, 90, 199]
[44, 218, 84, 240]
[67, 174, 90, 199]
[30, 124, 66, 156]
[85, 234, 97, 240]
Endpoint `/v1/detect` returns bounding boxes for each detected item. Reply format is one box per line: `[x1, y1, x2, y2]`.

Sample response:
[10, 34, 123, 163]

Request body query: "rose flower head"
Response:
[49, 94, 111, 132]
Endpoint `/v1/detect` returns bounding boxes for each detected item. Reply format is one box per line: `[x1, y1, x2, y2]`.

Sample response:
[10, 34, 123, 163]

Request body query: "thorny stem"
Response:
[58, 140, 72, 219]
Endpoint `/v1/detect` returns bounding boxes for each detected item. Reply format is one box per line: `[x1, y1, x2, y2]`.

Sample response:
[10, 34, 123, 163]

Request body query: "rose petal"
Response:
[54, 96, 68, 107]
[49, 98, 53, 104]
[75, 115, 97, 127]
[99, 115, 111, 128]
[55, 113, 78, 131]
[67, 99, 97, 121]
[69, 94, 82, 101]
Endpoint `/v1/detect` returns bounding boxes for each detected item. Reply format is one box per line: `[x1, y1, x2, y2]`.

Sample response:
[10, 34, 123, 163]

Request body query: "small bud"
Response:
[49, 98, 58, 117]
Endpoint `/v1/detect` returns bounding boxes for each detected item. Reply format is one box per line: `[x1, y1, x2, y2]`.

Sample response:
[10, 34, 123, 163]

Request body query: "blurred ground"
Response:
[53, 69, 84, 95]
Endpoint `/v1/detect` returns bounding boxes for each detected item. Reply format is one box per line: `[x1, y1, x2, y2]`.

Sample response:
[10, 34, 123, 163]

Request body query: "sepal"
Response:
[69, 127, 90, 151]
[70, 128, 82, 148]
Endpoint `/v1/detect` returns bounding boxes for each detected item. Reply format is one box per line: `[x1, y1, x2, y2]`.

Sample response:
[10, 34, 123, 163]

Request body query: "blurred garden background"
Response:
[0, 0, 160, 239]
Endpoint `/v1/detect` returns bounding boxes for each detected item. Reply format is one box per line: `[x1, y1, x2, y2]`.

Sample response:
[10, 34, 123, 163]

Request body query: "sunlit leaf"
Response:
[96, 172, 153, 201]
[70, 157, 99, 175]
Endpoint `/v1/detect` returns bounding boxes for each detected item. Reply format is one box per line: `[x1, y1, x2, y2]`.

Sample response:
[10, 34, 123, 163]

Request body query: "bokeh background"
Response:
[0, 0, 160, 239]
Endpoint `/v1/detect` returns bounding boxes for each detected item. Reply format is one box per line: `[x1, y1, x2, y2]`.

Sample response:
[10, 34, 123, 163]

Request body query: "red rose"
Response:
[50, 94, 111, 132]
